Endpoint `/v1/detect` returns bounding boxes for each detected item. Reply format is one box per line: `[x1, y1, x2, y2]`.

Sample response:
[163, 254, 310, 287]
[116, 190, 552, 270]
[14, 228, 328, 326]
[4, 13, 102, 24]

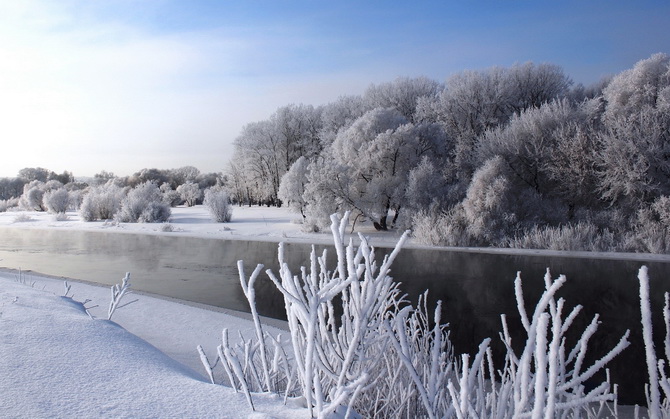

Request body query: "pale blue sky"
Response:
[0, 0, 668, 177]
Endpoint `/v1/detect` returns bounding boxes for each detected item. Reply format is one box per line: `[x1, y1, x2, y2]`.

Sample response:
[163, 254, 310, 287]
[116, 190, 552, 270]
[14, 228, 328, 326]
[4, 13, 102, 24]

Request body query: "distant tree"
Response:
[93, 170, 116, 185]
[196, 172, 224, 191]
[176, 182, 202, 207]
[50, 171, 74, 185]
[18, 167, 54, 183]
[505, 62, 572, 113]
[130, 168, 170, 187]
[171, 166, 200, 186]
[0, 177, 27, 200]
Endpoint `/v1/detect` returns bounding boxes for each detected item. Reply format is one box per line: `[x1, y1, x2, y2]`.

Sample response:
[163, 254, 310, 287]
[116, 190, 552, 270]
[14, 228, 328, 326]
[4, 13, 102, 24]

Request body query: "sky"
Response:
[0, 0, 668, 178]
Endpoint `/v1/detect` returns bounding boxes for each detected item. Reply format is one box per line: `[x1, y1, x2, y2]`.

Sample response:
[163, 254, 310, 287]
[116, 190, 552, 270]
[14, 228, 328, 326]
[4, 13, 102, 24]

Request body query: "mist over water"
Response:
[0, 227, 668, 405]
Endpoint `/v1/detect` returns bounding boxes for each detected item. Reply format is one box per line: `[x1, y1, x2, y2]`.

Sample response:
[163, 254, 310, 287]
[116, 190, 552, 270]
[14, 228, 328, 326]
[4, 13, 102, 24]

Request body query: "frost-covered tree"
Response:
[461, 156, 558, 245]
[176, 181, 202, 207]
[0, 177, 26, 200]
[403, 156, 461, 226]
[160, 183, 182, 207]
[302, 156, 347, 232]
[43, 188, 69, 214]
[93, 170, 116, 186]
[18, 167, 54, 183]
[505, 61, 572, 113]
[596, 106, 670, 208]
[364, 76, 441, 122]
[602, 52, 670, 122]
[319, 95, 369, 146]
[478, 99, 582, 197]
[278, 156, 310, 219]
[19, 180, 46, 211]
[203, 187, 233, 222]
[171, 166, 200, 186]
[316, 107, 446, 230]
[117, 181, 170, 223]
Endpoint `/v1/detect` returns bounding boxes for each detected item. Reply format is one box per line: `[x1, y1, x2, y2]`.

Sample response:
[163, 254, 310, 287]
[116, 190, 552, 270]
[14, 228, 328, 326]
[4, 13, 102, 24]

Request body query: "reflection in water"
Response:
[0, 227, 669, 405]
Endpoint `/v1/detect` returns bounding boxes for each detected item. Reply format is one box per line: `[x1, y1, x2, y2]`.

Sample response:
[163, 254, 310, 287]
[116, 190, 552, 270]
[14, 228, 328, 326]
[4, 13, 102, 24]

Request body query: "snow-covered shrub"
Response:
[138, 201, 171, 223]
[117, 181, 170, 223]
[13, 213, 33, 222]
[203, 187, 232, 223]
[53, 212, 69, 221]
[43, 188, 69, 214]
[622, 200, 670, 253]
[67, 189, 84, 211]
[411, 206, 473, 247]
[503, 222, 619, 252]
[160, 222, 174, 232]
[265, 213, 412, 417]
[0, 197, 19, 212]
[176, 181, 201, 207]
[79, 182, 125, 221]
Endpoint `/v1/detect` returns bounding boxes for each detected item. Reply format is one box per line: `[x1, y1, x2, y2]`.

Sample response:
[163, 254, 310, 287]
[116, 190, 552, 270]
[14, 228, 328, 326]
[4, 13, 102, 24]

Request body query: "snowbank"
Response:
[0, 272, 308, 418]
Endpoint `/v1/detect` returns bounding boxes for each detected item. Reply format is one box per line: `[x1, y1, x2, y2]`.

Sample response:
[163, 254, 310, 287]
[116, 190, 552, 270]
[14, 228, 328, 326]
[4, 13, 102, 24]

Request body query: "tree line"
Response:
[0, 166, 228, 222]
[228, 53, 670, 253]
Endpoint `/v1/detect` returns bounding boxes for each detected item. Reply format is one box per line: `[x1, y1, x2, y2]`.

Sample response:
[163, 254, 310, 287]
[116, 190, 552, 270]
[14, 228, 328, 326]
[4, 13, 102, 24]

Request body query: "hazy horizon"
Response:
[1, 0, 668, 178]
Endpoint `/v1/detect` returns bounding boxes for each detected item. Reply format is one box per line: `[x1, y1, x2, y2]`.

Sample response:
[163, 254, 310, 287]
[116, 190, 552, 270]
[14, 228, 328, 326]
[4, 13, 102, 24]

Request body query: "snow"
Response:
[0, 271, 309, 418]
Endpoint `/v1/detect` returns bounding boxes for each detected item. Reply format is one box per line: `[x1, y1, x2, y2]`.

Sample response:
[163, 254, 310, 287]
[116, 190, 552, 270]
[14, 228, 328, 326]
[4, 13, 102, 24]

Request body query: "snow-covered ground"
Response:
[0, 272, 310, 418]
[0, 205, 407, 248]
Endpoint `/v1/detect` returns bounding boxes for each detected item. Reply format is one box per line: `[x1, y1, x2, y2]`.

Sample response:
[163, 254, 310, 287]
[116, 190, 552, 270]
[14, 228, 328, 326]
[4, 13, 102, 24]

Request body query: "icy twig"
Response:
[107, 272, 131, 321]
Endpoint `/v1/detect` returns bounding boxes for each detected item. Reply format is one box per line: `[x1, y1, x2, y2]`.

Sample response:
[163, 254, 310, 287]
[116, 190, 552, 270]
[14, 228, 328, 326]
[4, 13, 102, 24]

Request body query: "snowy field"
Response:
[0, 205, 407, 247]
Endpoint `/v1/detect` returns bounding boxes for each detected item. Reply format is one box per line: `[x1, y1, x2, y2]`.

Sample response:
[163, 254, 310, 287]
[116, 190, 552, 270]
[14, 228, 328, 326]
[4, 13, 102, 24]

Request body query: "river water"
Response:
[1, 226, 668, 405]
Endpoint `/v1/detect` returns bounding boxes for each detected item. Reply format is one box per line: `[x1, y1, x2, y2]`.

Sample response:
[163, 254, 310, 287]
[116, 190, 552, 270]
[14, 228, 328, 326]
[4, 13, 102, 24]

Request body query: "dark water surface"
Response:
[1, 226, 669, 405]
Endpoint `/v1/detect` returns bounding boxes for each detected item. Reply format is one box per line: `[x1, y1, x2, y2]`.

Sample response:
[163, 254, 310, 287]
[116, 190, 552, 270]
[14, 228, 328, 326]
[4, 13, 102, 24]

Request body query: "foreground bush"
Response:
[200, 212, 630, 418]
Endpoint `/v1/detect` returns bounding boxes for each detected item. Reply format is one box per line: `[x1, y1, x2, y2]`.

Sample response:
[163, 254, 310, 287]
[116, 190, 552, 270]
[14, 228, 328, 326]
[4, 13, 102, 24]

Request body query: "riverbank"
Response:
[2, 205, 669, 262]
